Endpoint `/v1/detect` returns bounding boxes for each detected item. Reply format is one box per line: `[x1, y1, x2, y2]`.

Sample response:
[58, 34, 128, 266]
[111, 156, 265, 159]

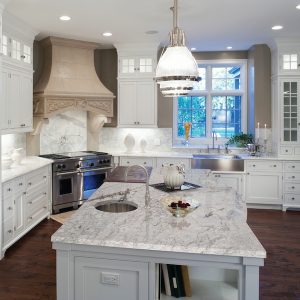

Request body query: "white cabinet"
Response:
[245, 160, 283, 205]
[120, 157, 154, 167]
[118, 56, 155, 78]
[282, 161, 300, 211]
[2, 33, 32, 65]
[116, 45, 158, 128]
[212, 172, 244, 197]
[1, 65, 33, 131]
[1, 165, 51, 254]
[74, 257, 149, 300]
[118, 80, 157, 127]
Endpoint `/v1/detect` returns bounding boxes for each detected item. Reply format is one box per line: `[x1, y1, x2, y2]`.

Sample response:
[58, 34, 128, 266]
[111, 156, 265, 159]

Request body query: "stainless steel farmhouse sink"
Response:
[95, 200, 138, 213]
[191, 154, 244, 171]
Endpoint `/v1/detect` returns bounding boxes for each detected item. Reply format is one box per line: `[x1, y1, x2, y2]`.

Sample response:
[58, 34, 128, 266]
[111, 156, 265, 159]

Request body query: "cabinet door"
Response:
[136, 81, 156, 125]
[13, 190, 25, 235]
[74, 257, 149, 300]
[213, 173, 243, 195]
[0, 70, 9, 129]
[7, 70, 21, 129]
[19, 73, 33, 129]
[281, 80, 299, 143]
[246, 172, 282, 204]
[118, 81, 137, 126]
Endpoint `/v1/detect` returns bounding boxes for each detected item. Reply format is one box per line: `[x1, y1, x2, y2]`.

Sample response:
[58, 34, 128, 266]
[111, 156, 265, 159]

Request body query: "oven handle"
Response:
[55, 170, 79, 176]
[78, 166, 113, 174]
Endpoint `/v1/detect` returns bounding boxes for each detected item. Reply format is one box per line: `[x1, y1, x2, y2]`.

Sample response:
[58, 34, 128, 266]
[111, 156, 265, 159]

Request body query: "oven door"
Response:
[77, 167, 113, 200]
[53, 171, 78, 206]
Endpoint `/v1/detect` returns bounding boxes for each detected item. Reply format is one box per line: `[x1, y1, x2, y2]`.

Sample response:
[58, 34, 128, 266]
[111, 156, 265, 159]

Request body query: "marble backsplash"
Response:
[98, 128, 173, 153]
[40, 110, 87, 154]
[1, 133, 27, 157]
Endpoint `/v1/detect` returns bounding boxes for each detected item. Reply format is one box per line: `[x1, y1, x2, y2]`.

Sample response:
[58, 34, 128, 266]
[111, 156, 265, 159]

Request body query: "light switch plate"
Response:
[101, 272, 120, 286]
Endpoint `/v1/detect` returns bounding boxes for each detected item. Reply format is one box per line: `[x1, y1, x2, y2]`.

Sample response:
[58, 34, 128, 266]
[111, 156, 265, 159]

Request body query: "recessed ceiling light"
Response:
[59, 15, 71, 21]
[227, 46, 233, 50]
[102, 32, 112, 37]
[191, 47, 196, 51]
[145, 30, 158, 35]
[296, 4, 300, 9]
[272, 25, 283, 30]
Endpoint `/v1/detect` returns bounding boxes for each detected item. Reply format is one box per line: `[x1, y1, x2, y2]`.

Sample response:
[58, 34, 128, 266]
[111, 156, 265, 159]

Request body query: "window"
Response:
[173, 60, 247, 145]
[283, 54, 298, 70]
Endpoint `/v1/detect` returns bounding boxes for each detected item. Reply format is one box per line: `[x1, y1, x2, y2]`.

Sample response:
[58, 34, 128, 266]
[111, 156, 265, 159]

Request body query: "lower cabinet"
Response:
[74, 257, 149, 300]
[212, 172, 244, 197]
[1, 165, 51, 254]
[245, 160, 283, 206]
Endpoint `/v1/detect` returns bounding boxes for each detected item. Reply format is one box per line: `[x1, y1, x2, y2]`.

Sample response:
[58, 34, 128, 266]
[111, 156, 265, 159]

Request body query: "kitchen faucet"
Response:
[124, 165, 150, 207]
[212, 131, 217, 150]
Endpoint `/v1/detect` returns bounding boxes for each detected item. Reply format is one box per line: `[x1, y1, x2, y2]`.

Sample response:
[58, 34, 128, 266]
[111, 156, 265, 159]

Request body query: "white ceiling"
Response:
[5, 0, 300, 51]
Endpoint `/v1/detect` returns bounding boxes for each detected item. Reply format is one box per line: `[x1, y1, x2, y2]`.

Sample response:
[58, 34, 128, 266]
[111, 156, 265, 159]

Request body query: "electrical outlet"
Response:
[101, 272, 120, 286]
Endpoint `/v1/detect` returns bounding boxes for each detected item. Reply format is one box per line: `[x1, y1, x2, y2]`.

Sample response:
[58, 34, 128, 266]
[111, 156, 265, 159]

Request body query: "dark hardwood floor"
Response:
[0, 209, 299, 299]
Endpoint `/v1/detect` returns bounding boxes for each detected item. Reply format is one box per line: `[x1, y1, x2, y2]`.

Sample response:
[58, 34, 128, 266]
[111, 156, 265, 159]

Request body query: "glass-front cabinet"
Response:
[282, 81, 298, 142]
[118, 56, 154, 77]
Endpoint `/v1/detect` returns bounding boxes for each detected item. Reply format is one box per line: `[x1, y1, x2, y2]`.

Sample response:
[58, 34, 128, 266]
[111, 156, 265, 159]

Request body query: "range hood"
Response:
[33, 36, 115, 126]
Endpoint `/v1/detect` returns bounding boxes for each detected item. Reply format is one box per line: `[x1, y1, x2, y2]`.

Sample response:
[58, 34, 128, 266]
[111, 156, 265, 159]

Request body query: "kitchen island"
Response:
[51, 170, 266, 300]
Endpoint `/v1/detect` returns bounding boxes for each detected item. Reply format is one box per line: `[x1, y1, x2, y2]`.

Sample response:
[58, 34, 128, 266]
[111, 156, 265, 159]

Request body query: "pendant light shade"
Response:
[156, 0, 199, 97]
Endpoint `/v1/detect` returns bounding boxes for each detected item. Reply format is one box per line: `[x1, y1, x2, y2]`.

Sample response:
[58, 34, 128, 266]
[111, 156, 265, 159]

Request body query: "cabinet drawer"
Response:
[284, 162, 300, 171]
[280, 146, 294, 155]
[2, 218, 14, 246]
[284, 194, 300, 205]
[246, 160, 282, 171]
[2, 181, 14, 198]
[3, 199, 14, 221]
[120, 157, 154, 167]
[26, 168, 48, 194]
[26, 205, 48, 226]
[156, 157, 190, 169]
[284, 173, 300, 181]
[284, 183, 300, 193]
[26, 189, 48, 216]
[14, 177, 25, 191]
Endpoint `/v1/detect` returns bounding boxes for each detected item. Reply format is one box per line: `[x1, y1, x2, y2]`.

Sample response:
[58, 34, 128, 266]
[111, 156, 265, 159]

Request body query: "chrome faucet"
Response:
[124, 165, 150, 207]
[212, 131, 217, 150]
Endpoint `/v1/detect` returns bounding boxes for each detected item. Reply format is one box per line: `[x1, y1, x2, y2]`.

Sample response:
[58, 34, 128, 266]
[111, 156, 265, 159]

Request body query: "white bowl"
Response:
[2, 158, 13, 169]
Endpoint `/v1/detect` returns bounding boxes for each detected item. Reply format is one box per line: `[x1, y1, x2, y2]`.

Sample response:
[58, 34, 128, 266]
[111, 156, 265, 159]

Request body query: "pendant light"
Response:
[156, 0, 199, 97]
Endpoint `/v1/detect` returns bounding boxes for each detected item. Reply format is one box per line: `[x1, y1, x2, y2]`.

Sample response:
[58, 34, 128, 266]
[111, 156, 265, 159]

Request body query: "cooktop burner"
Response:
[39, 151, 109, 160]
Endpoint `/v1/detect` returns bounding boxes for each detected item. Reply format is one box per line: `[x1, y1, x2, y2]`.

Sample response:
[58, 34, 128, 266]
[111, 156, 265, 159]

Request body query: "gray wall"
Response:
[247, 44, 271, 135]
[94, 49, 118, 127]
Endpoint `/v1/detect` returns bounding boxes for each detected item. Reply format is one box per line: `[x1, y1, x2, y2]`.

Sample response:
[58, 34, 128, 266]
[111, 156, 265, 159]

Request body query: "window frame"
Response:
[173, 59, 248, 147]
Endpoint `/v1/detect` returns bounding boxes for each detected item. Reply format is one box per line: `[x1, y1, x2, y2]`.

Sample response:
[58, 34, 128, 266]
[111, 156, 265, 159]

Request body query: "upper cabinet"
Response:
[0, 12, 36, 133]
[272, 40, 300, 76]
[115, 44, 158, 128]
[272, 40, 300, 157]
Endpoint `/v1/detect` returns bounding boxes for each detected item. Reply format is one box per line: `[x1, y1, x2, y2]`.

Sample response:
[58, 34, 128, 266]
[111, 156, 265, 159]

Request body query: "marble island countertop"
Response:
[1, 156, 53, 182]
[52, 171, 266, 259]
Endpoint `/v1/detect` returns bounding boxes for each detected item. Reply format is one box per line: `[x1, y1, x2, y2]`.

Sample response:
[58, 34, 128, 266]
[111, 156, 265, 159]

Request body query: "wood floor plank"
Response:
[0, 209, 299, 299]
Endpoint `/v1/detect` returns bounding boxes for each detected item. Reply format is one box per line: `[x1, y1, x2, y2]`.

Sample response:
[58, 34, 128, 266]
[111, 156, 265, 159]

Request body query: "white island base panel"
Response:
[53, 243, 263, 300]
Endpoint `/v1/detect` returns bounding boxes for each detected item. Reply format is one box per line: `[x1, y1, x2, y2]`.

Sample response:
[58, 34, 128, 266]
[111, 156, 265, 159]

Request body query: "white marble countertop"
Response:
[52, 171, 266, 259]
[111, 150, 300, 161]
[1, 156, 53, 183]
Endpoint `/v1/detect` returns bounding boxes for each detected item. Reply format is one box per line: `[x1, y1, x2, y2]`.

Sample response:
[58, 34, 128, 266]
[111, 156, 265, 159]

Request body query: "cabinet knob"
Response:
[143, 162, 147, 165]
[286, 150, 288, 152]
[8, 230, 13, 234]
[19, 182, 23, 186]
[7, 188, 12, 192]
[20, 55, 25, 59]
[292, 166, 296, 168]
[273, 165, 277, 167]
[292, 176, 296, 179]
[28, 216, 33, 220]
[127, 161, 130, 164]
[292, 186, 295, 189]
[43, 192, 47, 195]
[23, 191, 27, 195]
[252, 164, 256, 167]
[28, 201, 32, 204]
[292, 197, 295, 200]
[28, 182, 32, 186]
[8, 206, 13, 210]
[20, 124, 26, 127]
[43, 176, 47, 179]
[43, 206, 47, 209]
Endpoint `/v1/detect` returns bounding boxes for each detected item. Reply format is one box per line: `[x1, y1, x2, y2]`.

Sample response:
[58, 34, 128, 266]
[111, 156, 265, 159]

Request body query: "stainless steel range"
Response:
[40, 151, 113, 214]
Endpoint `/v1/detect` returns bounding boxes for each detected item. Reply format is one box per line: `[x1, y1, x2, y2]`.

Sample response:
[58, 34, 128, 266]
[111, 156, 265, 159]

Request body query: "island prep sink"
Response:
[95, 200, 138, 213]
[191, 154, 244, 171]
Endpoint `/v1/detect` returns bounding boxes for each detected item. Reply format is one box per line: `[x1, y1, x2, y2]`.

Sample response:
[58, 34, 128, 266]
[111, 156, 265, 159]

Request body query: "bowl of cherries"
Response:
[161, 196, 200, 218]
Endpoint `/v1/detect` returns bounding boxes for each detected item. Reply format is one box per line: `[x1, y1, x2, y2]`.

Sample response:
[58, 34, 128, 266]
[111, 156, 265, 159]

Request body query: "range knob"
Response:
[99, 160, 104, 164]
[90, 162, 94, 167]
[76, 164, 80, 168]
[62, 164, 66, 169]
[57, 165, 62, 169]
[105, 159, 110, 163]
